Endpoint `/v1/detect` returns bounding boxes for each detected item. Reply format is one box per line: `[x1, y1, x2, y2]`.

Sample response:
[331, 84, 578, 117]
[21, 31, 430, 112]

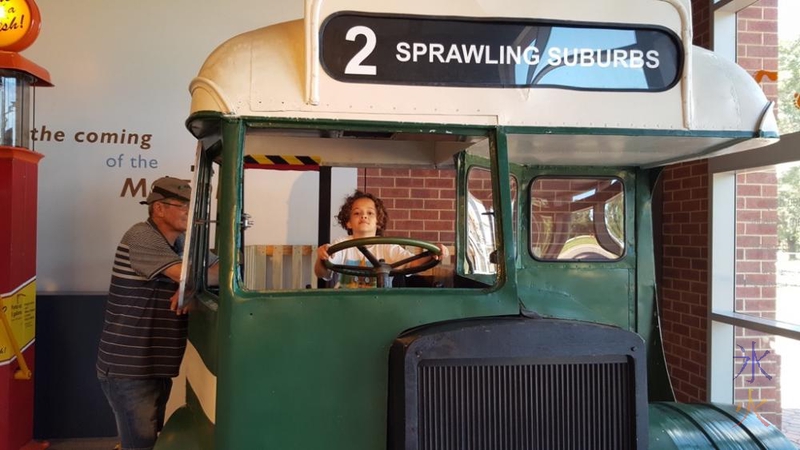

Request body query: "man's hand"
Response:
[169, 290, 190, 315]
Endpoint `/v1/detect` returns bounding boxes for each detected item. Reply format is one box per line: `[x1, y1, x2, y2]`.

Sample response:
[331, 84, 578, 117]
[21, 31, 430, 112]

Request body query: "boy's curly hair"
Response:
[336, 190, 388, 236]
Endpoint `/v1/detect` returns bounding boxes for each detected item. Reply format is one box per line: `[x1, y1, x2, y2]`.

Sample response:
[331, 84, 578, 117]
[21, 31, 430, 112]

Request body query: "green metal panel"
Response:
[187, 293, 219, 376]
[635, 168, 675, 402]
[155, 384, 215, 450]
[213, 118, 247, 450]
[517, 265, 633, 327]
[222, 290, 516, 449]
[517, 166, 636, 329]
[212, 119, 518, 449]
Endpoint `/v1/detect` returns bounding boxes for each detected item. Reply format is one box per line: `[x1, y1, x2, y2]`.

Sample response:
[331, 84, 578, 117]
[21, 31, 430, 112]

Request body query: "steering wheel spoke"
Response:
[356, 246, 382, 267]
[390, 251, 432, 269]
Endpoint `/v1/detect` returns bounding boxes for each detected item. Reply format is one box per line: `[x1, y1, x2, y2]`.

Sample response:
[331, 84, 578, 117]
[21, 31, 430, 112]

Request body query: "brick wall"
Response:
[735, 0, 779, 101]
[659, 160, 710, 402]
[692, 0, 711, 48]
[357, 168, 456, 244]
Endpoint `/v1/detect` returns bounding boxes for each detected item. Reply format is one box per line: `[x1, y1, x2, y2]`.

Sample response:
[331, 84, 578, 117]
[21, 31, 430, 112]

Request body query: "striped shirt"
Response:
[96, 220, 187, 378]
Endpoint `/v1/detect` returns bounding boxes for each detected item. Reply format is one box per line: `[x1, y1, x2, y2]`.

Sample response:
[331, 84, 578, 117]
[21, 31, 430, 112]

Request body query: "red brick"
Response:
[743, 171, 777, 184]
[410, 210, 438, 220]
[761, 58, 778, 71]
[380, 187, 411, 199]
[424, 199, 454, 210]
[424, 178, 454, 189]
[691, 187, 708, 199]
[690, 161, 708, 176]
[424, 221, 454, 231]
[393, 220, 424, 231]
[739, 44, 748, 57]
[410, 188, 439, 199]
[680, 223, 700, 235]
[737, 6, 763, 19]
[439, 232, 455, 244]
[746, 19, 779, 33]
[390, 209, 409, 221]
[381, 198, 394, 209]
[682, 176, 705, 189]
[396, 177, 425, 188]
[738, 32, 764, 45]
[364, 176, 396, 188]
[744, 197, 777, 210]
[394, 198, 424, 209]
[737, 57, 765, 71]
[414, 169, 446, 178]
[439, 189, 456, 199]
[409, 231, 440, 242]
[690, 211, 709, 223]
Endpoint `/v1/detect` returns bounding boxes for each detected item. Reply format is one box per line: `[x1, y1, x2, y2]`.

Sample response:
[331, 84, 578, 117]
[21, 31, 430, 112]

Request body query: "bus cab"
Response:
[157, 0, 794, 448]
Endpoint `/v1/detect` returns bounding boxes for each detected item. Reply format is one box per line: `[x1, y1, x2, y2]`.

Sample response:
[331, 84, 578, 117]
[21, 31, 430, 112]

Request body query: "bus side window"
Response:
[530, 177, 624, 261]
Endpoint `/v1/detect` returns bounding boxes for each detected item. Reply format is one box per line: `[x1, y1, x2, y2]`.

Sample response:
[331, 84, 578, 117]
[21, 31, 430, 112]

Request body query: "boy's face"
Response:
[347, 197, 379, 237]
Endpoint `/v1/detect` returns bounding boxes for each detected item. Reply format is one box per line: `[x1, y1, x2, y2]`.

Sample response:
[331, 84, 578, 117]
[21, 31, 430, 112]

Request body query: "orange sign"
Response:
[0, 0, 41, 52]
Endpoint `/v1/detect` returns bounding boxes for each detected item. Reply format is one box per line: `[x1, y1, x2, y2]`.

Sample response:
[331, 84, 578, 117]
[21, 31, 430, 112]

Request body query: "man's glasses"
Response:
[160, 201, 190, 211]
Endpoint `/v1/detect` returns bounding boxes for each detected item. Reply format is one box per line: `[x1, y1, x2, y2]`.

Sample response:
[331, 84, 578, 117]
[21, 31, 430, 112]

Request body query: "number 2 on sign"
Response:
[344, 26, 377, 75]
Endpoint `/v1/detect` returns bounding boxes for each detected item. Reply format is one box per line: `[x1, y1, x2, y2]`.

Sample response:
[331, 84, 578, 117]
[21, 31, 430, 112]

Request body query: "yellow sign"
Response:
[0, 279, 36, 364]
[0, 0, 40, 51]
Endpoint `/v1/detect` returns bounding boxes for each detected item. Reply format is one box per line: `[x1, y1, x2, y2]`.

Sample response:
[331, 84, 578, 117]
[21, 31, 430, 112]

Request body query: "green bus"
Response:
[157, 0, 794, 448]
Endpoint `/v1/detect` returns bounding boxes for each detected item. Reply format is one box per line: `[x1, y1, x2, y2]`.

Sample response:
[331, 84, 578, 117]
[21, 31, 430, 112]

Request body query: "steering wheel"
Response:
[323, 237, 442, 288]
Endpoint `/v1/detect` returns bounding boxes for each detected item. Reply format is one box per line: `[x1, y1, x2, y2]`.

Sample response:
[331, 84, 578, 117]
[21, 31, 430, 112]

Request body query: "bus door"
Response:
[518, 165, 636, 330]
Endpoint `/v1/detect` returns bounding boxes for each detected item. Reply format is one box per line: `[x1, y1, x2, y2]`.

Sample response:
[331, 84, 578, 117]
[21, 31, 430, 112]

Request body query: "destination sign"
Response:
[320, 13, 683, 91]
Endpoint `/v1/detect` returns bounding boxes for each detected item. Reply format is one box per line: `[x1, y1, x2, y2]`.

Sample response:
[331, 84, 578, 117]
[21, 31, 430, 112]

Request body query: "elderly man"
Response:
[96, 176, 218, 450]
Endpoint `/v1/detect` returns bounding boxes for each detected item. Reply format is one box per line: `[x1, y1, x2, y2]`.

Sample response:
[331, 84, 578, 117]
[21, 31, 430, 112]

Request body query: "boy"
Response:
[314, 190, 447, 288]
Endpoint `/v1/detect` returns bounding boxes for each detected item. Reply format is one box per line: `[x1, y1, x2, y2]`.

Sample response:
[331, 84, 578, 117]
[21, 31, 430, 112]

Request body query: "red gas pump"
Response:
[0, 1, 52, 449]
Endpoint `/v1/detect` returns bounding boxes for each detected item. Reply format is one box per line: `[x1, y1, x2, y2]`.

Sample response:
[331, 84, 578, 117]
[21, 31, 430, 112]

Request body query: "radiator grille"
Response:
[417, 361, 634, 450]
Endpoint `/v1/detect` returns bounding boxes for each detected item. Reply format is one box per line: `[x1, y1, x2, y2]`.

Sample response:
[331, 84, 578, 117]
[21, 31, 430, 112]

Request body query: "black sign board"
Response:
[320, 13, 683, 91]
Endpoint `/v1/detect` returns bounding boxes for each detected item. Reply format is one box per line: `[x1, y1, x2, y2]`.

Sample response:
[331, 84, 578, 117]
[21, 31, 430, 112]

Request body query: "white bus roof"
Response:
[188, 0, 778, 167]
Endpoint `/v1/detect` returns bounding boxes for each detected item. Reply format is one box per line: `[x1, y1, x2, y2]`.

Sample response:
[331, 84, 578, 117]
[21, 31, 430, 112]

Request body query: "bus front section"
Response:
[157, 0, 793, 449]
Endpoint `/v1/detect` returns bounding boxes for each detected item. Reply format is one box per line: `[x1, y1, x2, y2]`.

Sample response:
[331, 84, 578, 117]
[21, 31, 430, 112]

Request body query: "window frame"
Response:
[708, 131, 800, 404]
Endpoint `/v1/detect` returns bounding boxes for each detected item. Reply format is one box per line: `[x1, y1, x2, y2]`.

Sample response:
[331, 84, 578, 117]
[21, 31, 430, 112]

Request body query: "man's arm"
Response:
[163, 263, 182, 282]
[162, 260, 219, 285]
[165, 261, 220, 315]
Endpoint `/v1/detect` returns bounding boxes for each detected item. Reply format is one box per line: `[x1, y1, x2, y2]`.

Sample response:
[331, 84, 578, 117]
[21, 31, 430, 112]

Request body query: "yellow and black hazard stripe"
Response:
[244, 155, 321, 171]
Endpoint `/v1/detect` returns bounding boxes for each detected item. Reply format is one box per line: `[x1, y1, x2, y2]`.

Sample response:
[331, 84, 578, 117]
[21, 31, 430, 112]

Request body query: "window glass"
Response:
[183, 148, 220, 301]
[238, 128, 495, 290]
[729, 327, 800, 440]
[777, 5, 799, 134]
[735, 163, 800, 326]
[465, 167, 517, 275]
[530, 177, 624, 261]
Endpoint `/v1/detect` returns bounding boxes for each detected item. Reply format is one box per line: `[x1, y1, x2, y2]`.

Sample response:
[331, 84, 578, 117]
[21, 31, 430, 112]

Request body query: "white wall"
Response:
[23, 1, 354, 292]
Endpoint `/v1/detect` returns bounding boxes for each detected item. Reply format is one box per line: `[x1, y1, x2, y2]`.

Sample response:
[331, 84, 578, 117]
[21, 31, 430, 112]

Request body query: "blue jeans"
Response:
[98, 374, 173, 450]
